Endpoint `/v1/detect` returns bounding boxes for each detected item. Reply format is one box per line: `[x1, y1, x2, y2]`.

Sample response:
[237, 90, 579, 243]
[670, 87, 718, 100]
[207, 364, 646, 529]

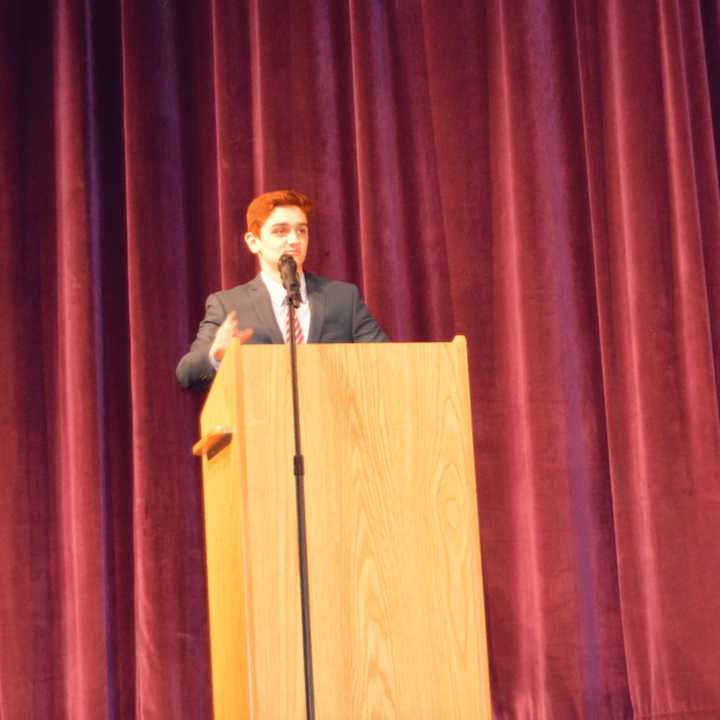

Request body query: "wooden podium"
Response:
[193, 338, 491, 719]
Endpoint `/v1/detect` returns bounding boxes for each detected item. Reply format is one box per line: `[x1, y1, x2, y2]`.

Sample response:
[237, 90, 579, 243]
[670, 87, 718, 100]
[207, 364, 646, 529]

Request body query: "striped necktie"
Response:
[285, 307, 305, 344]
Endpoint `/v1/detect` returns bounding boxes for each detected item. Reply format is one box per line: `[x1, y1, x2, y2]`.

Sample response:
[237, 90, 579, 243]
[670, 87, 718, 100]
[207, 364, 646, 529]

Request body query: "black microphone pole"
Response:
[279, 254, 315, 720]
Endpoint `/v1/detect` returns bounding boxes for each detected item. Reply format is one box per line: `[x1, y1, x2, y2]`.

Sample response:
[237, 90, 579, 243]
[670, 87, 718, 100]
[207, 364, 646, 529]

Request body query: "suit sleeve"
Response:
[176, 293, 227, 391]
[350, 285, 389, 342]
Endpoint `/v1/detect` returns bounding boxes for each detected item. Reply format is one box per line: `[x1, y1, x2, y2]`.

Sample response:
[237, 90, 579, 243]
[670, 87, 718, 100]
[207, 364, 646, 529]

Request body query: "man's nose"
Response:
[287, 230, 301, 245]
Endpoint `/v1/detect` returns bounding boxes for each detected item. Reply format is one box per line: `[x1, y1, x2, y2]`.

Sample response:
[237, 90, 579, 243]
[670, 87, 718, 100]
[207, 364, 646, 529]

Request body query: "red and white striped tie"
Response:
[285, 308, 304, 344]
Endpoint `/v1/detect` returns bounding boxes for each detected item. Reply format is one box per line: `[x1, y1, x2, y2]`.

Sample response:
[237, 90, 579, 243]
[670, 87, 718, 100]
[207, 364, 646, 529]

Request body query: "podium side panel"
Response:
[200, 347, 253, 719]
[451, 336, 493, 715]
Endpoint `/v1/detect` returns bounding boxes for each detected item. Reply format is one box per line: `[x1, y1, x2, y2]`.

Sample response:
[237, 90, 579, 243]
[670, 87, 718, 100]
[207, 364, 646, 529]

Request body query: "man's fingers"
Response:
[212, 317, 252, 364]
[233, 328, 254, 344]
[221, 310, 238, 332]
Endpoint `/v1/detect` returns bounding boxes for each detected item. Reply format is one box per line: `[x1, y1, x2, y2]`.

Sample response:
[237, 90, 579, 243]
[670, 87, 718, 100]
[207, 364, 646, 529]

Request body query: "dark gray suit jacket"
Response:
[176, 273, 388, 391]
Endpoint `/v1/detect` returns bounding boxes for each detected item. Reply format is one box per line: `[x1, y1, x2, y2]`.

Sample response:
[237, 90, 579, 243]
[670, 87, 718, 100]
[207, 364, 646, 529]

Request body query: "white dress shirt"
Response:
[260, 270, 311, 341]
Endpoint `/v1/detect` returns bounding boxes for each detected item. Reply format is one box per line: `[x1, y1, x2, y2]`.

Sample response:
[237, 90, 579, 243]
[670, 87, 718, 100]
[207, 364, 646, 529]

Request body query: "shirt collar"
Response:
[260, 270, 308, 308]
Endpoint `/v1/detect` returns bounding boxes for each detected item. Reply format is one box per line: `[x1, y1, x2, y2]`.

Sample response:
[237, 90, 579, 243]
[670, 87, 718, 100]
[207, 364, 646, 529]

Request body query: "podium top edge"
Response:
[225, 336, 467, 349]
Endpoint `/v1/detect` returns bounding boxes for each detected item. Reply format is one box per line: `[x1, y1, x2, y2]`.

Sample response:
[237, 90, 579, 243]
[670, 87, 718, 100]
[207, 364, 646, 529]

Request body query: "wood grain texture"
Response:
[199, 338, 491, 718]
[200, 345, 254, 719]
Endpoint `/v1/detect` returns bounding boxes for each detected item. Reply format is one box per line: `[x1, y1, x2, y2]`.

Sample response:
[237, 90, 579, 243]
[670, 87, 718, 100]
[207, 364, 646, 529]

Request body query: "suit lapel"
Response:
[248, 275, 285, 344]
[307, 274, 326, 343]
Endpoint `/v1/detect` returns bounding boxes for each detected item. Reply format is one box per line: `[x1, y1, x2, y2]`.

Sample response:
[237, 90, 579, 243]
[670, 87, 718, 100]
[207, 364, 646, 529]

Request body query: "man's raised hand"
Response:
[209, 310, 253, 363]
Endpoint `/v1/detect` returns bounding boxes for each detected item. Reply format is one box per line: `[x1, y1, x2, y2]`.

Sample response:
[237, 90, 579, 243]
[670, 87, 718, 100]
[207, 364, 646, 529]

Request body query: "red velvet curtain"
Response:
[2, 1, 719, 717]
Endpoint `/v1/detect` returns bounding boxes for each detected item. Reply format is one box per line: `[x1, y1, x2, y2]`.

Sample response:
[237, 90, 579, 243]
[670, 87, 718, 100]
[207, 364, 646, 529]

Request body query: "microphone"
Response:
[278, 254, 302, 309]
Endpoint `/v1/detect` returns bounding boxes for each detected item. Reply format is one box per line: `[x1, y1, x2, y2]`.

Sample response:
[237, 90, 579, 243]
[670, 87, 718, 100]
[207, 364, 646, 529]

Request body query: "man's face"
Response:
[245, 205, 309, 277]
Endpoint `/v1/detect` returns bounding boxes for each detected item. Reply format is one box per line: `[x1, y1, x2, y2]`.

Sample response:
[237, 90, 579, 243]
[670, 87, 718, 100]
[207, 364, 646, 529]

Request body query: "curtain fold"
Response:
[1, 1, 719, 718]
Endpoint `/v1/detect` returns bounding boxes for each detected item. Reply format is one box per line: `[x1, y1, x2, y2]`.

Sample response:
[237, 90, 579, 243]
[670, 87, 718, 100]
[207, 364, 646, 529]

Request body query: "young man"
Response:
[176, 189, 388, 391]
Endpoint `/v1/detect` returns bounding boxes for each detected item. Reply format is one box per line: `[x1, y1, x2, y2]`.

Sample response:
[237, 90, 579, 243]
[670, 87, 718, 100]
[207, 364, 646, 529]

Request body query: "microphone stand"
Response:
[287, 295, 315, 720]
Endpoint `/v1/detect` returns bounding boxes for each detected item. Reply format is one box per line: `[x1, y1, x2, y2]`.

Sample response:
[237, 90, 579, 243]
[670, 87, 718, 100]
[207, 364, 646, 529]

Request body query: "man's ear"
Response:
[244, 231, 259, 254]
